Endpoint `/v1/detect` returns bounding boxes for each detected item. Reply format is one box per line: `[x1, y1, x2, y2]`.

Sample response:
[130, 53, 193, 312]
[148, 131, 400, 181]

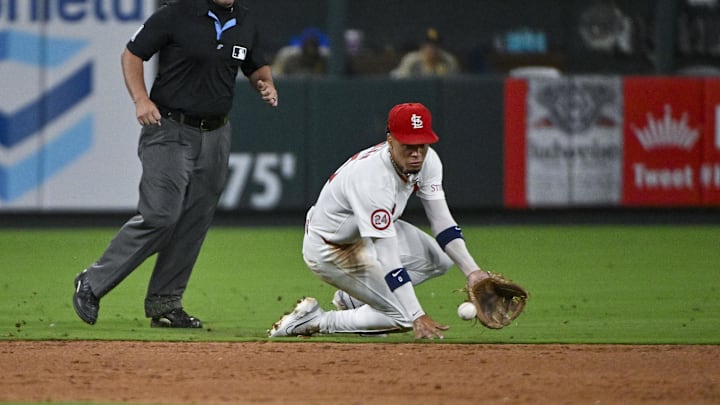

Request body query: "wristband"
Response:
[385, 267, 411, 292]
[436, 225, 464, 250]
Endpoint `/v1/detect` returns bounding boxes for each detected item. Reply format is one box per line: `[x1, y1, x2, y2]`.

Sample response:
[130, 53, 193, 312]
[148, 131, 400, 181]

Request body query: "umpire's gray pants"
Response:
[85, 118, 231, 317]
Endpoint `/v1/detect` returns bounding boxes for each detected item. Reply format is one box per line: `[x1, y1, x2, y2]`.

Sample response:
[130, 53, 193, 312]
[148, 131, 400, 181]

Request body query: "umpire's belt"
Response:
[159, 107, 228, 131]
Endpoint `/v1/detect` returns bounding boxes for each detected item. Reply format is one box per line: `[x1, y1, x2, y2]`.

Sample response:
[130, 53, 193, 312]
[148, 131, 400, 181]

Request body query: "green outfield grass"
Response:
[0, 225, 718, 344]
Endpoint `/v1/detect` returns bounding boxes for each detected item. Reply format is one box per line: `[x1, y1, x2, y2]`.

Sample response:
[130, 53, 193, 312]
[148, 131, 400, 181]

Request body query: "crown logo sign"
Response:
[631, 105, 699, 150]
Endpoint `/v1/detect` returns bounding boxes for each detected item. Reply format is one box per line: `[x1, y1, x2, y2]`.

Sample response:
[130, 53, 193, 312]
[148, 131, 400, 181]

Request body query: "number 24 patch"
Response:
[371, 209, 391, 230]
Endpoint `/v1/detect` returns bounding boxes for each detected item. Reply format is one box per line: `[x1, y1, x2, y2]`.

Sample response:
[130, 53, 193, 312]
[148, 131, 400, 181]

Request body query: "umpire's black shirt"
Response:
[126, 0, 268, 116]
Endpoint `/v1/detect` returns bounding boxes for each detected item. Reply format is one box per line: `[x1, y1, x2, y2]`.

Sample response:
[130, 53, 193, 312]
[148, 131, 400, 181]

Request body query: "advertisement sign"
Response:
[504, 78, 528, 208]
[504, 76, 623, 207]
[622, 77, 704, 206]
[0, 1, 155, 210]
[702, 78, 720, 204]
[526, 76, 623, 206]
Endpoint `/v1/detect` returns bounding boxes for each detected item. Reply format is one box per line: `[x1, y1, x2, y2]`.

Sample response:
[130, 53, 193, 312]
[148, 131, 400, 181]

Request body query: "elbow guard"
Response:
[435, 225, 464, 250]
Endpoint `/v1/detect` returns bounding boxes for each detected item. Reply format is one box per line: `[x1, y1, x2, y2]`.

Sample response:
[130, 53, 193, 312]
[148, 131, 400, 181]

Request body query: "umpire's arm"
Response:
[121, 48, 160, 126]
[248, 65, 278, 107]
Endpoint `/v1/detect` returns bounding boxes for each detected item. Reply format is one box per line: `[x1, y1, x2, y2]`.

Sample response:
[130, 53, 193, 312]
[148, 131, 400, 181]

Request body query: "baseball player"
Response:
[268, 102, 490, 339]
[72, 0, 278, 328]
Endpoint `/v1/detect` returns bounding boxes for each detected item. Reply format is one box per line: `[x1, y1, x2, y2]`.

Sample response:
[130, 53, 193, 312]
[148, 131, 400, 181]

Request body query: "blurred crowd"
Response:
[265, 0, 720, 79]
[272, 26, 471, 79]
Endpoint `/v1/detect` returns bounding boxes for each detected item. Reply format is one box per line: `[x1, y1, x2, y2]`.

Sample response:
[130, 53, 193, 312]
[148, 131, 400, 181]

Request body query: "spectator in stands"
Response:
[273, 28, 329, 76]
[282, 33, 328, 76]
[391, 28, 460, 78]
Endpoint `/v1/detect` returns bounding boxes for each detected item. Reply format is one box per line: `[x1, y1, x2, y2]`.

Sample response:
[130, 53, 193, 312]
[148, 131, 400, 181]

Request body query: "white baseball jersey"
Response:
[307, 142, 445, 245]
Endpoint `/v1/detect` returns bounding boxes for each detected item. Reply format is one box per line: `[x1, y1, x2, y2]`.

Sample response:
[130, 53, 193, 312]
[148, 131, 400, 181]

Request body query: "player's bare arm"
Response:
[421, 198, 489, 278]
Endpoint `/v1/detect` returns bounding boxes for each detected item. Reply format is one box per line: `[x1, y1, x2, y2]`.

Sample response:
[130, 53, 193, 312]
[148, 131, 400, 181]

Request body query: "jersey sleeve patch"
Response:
[370, 209, 391, 231]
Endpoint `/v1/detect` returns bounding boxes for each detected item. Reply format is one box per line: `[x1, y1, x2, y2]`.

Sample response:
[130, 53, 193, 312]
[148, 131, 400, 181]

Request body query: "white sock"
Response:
[319, 305, 409, 334]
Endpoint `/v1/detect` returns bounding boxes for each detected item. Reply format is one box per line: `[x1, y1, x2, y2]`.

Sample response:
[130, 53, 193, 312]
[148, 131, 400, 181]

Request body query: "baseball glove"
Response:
[467, 272, 528, 329]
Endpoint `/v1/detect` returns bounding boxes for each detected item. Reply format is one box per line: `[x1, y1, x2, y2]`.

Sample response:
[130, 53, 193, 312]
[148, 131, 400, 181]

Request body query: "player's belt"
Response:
[158, 107, 228, 131]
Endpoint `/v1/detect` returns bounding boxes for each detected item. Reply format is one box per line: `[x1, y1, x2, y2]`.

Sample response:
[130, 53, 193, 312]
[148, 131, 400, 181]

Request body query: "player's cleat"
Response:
[73, 269, 99, 325]
[332, 290, 365, 310]
[268, 297, 323, 337]
[150, 308, 203, 328]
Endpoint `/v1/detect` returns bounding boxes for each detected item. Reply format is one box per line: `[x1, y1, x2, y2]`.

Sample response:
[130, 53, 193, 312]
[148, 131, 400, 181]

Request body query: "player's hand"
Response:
[467, 269, 490, 285]
[412, 314, 449, 339]
[135, 97, 161, 126]
[256, 80, 278, 107]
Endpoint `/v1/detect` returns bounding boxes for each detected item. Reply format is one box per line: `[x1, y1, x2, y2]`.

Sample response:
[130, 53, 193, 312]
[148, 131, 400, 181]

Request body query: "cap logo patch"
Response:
[371, 209, 391, 230]
[411, 113, 424, 129]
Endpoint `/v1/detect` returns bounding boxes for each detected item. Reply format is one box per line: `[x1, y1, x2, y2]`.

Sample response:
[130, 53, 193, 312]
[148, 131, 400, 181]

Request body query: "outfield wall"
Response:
[222, 75, 720, 214]
[3, 74, 720, 214]
[222, 76, 506, 213]
[3, 1, 718, 216]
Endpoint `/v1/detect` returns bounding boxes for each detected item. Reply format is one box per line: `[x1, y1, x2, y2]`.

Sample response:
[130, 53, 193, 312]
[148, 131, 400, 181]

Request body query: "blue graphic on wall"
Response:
[0, 29, 93, 202]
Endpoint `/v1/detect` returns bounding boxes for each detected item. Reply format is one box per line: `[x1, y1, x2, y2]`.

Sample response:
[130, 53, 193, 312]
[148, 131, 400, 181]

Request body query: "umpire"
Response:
[72, 0, 278, 328]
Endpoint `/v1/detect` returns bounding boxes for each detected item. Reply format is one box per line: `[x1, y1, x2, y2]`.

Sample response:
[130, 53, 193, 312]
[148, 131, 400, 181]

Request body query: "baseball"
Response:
[457, 302, 477, 321]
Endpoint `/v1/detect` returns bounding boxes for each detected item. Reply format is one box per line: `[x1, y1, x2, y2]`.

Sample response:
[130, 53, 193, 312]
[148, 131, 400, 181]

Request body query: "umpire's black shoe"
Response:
[150, 308, 203, 328]
[73, 270, 99, 325]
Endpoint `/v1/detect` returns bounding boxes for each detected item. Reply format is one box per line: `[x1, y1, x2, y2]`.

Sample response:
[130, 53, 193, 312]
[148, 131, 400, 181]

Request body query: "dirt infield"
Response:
[1, 341, 718, 404]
